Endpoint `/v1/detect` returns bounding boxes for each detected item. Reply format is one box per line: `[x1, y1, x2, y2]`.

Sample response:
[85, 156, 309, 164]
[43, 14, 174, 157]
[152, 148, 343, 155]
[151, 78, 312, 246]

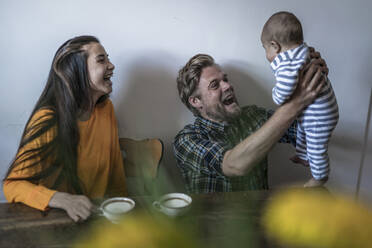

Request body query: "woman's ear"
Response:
[270, 41, 281, 53]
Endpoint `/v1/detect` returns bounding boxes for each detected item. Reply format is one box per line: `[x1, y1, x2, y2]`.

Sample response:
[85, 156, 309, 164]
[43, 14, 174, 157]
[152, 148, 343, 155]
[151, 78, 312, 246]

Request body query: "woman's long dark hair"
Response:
[4, 35, 107, 194]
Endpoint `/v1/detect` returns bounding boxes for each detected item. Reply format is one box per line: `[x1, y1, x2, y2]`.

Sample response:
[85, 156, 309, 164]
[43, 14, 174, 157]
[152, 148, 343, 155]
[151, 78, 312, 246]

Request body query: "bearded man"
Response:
[173, 53, 327, 193]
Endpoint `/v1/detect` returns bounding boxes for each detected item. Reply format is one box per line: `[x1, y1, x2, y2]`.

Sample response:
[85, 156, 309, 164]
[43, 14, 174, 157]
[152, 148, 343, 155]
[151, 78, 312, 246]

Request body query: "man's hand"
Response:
[290, 51, 328, 113]
[308, 47, 329, 75]
[49, 192, 93, 222]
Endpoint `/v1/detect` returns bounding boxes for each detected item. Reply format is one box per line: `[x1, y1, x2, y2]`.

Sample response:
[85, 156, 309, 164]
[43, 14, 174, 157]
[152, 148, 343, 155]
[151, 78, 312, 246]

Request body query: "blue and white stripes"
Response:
[271, 43, 308, 105]
[270, 43, 339, 180]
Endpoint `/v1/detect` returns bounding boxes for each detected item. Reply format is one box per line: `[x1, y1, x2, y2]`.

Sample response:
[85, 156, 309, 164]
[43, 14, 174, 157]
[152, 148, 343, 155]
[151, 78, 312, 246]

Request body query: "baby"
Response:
[261, 11, 339, 187]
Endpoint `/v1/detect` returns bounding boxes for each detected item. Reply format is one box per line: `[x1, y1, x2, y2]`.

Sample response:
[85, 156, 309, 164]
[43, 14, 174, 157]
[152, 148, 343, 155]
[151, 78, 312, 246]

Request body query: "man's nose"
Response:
[221, 80, 232, 91]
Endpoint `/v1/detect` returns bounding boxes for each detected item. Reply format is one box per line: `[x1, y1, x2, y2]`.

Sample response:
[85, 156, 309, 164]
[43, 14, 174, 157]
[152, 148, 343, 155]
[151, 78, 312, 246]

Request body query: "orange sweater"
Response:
[3, 99, 127, 211]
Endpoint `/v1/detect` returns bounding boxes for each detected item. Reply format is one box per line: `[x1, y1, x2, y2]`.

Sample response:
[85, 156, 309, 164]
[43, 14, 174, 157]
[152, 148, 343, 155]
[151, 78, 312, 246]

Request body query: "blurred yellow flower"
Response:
[262, 189, 372, 248]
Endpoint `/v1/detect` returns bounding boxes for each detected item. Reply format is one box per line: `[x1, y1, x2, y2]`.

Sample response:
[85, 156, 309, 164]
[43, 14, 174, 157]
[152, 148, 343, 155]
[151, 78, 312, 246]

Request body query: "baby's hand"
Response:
[304, 177, 328, 188]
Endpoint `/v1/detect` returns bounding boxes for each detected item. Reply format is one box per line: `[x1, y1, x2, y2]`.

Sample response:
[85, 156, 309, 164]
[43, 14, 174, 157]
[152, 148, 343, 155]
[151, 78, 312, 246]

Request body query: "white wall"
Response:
[1, 0, 371, 202]
[359, 89, 372, 203]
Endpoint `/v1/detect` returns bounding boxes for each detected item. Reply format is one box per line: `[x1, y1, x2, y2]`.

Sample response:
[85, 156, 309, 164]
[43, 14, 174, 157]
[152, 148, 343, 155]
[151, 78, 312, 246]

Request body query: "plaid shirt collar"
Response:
[195, 116, 228, 134]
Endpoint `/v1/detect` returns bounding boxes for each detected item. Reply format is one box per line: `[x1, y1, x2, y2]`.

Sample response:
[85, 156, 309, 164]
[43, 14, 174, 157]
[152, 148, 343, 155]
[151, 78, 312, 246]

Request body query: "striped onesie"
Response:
[271, 43, 339, 180]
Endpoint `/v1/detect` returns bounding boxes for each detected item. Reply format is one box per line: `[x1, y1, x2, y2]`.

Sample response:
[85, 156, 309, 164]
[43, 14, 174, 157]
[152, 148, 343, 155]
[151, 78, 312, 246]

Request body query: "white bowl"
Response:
[99, 197, 135, 223]
[153, 193, 192, 217]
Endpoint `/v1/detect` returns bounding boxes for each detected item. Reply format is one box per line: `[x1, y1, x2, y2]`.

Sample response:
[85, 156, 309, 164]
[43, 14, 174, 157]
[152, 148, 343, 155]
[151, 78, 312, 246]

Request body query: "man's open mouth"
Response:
[222, 95, 235, 105]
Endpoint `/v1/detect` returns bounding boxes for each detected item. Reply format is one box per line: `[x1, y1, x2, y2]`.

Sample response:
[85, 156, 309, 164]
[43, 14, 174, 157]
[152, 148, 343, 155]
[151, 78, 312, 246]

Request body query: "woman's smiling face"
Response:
[85, 42, 115, 100]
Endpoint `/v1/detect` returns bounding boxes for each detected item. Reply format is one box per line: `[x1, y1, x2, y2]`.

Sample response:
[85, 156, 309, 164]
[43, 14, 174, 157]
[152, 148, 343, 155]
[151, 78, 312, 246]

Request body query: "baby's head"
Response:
[261, 11, 303, 62]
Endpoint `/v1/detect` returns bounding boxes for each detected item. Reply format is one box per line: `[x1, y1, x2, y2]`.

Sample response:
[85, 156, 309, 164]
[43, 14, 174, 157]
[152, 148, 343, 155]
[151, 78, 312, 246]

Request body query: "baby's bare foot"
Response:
[290, 155, 309, 167]
[304, 177, 328, 187]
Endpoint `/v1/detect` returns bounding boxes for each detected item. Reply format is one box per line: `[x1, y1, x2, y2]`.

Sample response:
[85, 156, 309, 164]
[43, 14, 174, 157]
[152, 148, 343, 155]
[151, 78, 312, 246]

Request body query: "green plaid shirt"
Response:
[173, 105, 296, 194]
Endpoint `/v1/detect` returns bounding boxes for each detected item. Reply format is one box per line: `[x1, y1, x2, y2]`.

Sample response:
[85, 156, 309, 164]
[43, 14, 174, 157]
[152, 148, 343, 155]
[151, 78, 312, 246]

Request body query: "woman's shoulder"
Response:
[25, 107, 56, 138]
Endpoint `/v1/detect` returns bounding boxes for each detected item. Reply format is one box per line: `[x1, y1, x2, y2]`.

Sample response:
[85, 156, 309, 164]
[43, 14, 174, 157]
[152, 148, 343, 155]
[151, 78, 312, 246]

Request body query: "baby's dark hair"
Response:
[261, 11, 303, 46]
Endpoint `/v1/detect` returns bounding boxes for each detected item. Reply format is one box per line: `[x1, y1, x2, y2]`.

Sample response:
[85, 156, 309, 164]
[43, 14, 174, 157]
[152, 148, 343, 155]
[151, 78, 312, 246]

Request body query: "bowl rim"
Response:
[158, 193, 192, 209]
[101, 197, 136, 215]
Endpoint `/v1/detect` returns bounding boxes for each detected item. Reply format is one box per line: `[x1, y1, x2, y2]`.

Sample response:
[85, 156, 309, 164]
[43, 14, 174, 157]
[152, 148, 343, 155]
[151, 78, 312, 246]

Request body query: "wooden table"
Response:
[0, 191, 280, 248]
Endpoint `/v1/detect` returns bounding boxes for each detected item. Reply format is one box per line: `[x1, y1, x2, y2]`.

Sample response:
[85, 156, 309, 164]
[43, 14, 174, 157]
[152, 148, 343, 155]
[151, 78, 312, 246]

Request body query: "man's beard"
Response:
[205, 102, 241, 123]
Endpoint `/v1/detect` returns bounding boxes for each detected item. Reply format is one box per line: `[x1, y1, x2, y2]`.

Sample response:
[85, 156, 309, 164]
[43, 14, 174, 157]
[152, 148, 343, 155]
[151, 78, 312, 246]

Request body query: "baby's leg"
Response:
[293, 123, 309, 166]
[305, 127, 332, 185]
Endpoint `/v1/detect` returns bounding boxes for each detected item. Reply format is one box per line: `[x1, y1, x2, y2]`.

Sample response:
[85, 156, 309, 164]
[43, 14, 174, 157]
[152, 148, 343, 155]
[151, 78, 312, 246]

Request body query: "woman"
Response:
[3, 36, 127, 222]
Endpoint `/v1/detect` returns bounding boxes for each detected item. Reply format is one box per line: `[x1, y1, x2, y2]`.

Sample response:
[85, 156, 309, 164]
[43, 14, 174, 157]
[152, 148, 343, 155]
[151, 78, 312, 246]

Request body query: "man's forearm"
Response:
[222, 101, 299, 176]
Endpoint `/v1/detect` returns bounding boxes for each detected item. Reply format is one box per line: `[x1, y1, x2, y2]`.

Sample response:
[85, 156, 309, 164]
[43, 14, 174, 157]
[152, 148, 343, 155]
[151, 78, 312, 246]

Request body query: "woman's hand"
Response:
[49, 192, 93, 222]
